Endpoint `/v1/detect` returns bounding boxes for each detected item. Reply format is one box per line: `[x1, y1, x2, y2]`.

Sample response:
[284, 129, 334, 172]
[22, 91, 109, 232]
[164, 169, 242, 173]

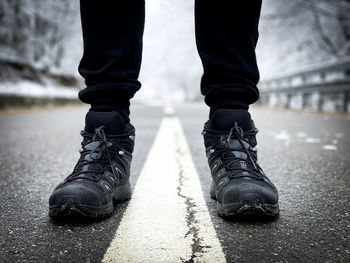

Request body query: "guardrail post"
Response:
[318, 93, 323, 112]
[301, 92, 306, 110]
[343, 91, 349, 113]
[286, 93, 291, 109]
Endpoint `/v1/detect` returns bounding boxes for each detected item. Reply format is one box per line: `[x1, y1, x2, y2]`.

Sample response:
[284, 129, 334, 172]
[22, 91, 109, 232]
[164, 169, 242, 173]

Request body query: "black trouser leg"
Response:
[78, 0, 145, 122]
[195, 0, 262, 116]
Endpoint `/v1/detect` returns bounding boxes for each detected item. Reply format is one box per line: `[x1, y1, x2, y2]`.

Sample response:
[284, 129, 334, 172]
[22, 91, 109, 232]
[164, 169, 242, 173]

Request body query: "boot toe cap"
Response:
[49, 182, 107, 207]
[220, 180, 278, 206]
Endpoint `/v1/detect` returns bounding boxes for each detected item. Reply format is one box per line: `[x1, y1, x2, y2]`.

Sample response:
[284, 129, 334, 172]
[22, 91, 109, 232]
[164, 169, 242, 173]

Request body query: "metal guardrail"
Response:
[258, 59, 350, 113]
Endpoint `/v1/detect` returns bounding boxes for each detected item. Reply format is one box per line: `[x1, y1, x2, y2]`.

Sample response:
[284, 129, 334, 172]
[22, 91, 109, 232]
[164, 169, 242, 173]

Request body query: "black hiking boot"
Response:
[49, 111, 134, 219]
[202, 109, 279, 219]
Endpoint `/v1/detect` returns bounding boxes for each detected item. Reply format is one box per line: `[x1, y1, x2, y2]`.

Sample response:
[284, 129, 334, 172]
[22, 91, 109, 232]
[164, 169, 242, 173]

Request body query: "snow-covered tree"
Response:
[0, 0, 80, 76]
[257, 0, 350, 78]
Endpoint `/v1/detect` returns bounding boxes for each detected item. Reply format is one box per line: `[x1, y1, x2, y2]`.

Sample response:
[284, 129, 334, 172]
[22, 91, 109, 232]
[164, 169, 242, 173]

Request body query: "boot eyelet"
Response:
[104, 184, 112, 192]
[109, 174, 116, 183]
[119, 150, 125, 155]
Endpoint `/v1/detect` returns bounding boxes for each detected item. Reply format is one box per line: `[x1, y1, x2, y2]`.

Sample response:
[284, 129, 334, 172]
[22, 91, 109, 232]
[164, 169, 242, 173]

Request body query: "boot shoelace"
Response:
[67, 126, 126, 182]
[204, 122, 263, 180]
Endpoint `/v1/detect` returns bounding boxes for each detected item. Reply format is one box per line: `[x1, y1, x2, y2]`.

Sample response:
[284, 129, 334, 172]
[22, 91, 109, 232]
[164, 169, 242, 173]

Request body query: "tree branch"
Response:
[307, 0, 340, 57]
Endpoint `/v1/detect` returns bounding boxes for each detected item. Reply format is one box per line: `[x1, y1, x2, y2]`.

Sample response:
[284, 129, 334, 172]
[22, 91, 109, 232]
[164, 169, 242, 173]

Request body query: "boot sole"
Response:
[49, 182, 132, 219]
[210, 182, 279, 219]
[216, 200, 279, 220]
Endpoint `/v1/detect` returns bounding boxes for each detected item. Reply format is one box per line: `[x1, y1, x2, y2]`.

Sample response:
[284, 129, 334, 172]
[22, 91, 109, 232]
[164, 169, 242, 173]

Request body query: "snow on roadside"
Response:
[0, 80, 78, 99]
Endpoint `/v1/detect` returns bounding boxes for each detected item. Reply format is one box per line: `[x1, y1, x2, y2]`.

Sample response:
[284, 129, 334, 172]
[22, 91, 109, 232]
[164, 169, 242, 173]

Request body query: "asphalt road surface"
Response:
[0, 104, 349, 263]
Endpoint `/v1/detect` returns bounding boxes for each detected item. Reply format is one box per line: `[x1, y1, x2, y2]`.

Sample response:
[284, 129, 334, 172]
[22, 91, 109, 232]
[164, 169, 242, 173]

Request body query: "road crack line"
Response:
[174, 131, 211, 263]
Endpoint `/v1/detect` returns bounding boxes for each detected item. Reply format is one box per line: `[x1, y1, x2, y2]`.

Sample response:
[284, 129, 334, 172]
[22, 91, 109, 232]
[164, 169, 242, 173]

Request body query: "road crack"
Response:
[174, 131, 211, 263]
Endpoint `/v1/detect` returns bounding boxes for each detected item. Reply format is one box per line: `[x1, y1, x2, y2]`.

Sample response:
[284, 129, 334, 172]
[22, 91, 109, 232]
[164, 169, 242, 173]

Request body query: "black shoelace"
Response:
[204, 122, 263, 180]
[67, 126, 127, 182]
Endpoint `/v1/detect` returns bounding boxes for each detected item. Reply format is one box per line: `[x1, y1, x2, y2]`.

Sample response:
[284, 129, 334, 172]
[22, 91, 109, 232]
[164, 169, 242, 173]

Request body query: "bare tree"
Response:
[0, 0, 79, 73]
[262, 0, 350, 57]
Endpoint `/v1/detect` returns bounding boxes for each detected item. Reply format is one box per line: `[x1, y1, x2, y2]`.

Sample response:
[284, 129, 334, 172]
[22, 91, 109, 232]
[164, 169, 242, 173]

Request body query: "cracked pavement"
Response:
[0, 104, 349, 262]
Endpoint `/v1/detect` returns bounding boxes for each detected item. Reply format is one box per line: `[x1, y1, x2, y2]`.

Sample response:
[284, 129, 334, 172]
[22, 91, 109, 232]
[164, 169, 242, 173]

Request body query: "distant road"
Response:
[0, 104, 349, 262]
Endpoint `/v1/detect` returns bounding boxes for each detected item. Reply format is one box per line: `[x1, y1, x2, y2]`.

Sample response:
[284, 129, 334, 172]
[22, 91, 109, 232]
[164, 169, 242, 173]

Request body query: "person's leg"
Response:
[195, 0, 261, 117]
[78, 0, 145, 122]
[49, 0, 145, 219]
[196, 0, 279, 219]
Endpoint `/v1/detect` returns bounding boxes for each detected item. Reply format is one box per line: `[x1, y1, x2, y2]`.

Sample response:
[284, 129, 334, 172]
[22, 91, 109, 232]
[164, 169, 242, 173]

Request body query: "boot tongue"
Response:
[209, 109, 254, 131]
[85, 111, 126, 135]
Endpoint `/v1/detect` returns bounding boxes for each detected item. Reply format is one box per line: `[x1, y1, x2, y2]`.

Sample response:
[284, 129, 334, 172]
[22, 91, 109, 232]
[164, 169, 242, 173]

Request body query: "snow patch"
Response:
[305, 138, 321, 144]
[274, 130, 291, 141]
[335, 133, 343, 139]
[0, 81, 78, 99]
[322, 145, 337, 151]
[296, 132, 307, 138]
